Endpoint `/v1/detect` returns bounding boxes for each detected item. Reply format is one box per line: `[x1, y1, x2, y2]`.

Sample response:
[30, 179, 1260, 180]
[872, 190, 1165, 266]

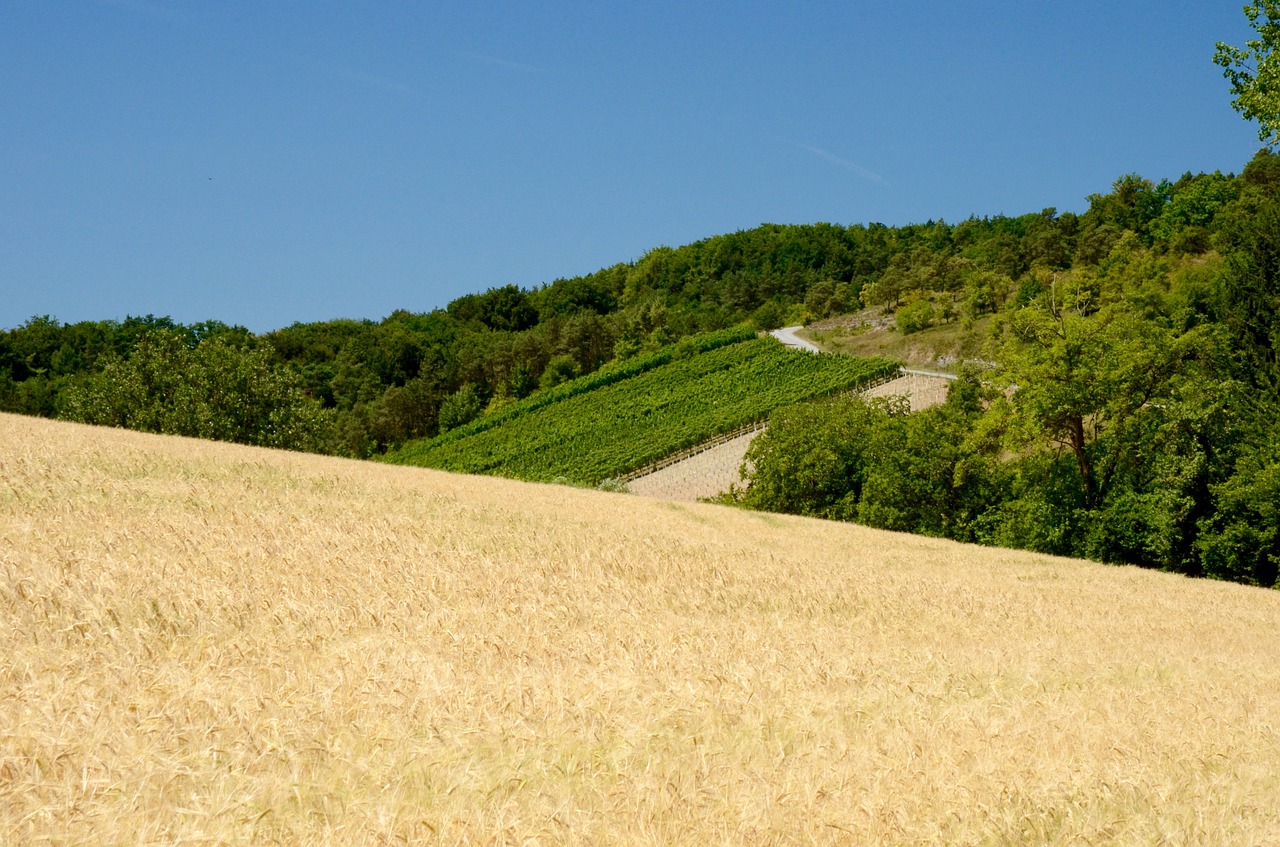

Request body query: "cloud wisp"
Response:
[332, 65, 416, 95]
[455, 50, 542, 74]
[789, 142, 889, 186]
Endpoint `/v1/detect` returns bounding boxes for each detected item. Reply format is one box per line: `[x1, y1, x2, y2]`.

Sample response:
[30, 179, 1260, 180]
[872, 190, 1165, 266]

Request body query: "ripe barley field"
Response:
[3, 412, 1280, 846]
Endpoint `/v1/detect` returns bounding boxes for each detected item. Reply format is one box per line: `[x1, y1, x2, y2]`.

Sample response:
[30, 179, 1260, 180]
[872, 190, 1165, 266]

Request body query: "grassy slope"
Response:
[4, 412, 1280, 845]
[804, 311, 997, 372]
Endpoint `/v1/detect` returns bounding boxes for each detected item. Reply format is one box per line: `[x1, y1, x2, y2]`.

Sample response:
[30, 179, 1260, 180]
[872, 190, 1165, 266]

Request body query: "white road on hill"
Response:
[770, 325, 821, 353]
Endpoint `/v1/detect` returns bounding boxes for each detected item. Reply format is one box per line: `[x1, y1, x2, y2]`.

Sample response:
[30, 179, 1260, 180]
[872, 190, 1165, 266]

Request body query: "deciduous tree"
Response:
[1216, 2, 1280, 145]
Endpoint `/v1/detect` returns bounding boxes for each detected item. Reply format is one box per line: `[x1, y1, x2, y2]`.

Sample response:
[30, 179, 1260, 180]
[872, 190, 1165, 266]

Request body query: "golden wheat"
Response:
[2, 412, 1279, 845]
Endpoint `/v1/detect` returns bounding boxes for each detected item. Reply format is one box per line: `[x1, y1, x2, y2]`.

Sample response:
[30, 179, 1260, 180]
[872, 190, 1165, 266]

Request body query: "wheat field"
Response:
[3, 412, 1280, 846]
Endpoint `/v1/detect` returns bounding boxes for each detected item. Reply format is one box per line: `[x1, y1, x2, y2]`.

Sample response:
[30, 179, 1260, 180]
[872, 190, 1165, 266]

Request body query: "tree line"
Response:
[4, 154, 1264, 454]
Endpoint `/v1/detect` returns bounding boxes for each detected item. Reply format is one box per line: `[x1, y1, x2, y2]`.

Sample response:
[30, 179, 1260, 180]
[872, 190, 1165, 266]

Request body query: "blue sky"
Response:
[0, 1, 1264, 333]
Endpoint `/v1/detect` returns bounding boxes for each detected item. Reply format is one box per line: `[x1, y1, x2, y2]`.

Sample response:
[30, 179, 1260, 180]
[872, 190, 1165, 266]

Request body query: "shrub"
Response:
[437, 384, 484, 433]
[895, 299, 936, 334]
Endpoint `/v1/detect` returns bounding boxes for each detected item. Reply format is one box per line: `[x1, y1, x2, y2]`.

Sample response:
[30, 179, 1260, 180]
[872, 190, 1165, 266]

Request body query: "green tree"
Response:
[539, 354, 580, 390]
[894, 298, 936, 334]
[737, 397, 902, 520]
[751, 300, 785, 330]
[1196, 430, 1280, 587]
[995, 281, 1190, 509]
[857, 403, 989, 538]
[1147, 172, 1238, 249]
[1215, 2, 1280, 146]
[1082, 174, 1167, 243]
[448, 285, 538, 332]
[437, 384, 484, 433]
[60, 333, 333, 452]
[1213, 189, 1280, 387]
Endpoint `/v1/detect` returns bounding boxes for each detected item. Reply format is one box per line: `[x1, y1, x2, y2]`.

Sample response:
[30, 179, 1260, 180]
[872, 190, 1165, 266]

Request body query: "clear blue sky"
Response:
[0, 1, 1264, 333]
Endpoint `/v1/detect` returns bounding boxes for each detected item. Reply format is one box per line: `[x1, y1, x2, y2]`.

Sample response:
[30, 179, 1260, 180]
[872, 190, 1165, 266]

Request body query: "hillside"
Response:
[5, 412, 1280, 845]
[6, 158, 1263, 463]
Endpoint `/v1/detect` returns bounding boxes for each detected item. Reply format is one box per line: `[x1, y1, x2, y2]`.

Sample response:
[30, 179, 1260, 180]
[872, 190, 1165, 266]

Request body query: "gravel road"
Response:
[769, 325, 821, 353]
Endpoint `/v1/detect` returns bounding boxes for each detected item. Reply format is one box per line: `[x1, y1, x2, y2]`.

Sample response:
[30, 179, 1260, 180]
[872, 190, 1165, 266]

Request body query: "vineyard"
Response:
[386, 333, 896, 484]
[418, 326, 759, 451]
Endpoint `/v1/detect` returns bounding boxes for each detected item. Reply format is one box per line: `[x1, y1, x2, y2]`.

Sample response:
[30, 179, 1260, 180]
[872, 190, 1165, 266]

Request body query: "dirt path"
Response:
[769, 325, 821, 353]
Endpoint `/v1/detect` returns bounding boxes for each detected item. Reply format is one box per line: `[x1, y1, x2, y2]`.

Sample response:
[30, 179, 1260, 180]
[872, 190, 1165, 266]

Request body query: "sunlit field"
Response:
[3, 412, 1279, 846]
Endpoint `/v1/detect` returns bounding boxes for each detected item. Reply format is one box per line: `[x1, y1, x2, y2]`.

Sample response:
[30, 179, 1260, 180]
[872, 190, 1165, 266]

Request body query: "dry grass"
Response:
[804, 314, 997, 372]
[3, 412, 1280, 846]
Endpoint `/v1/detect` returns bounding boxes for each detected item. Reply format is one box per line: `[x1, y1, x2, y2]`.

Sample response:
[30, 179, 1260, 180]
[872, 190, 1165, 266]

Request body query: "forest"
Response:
[3, 145, 1279, 586]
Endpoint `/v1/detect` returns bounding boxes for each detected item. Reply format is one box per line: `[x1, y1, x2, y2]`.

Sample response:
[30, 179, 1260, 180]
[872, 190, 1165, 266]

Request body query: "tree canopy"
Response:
[1216, 2, 1280, 145]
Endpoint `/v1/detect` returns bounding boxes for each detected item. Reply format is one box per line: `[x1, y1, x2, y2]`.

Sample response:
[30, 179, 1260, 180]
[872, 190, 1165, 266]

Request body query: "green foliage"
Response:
[1213, 188, 1280, 387]
[993, 278, 1196, 508]
[1241, 146, 1280, 190]
[412, 326, 756, 451]
[895, 298, 936, 334]
[737, 398, 892, 520]
[540, 354, 581, 390]
[1196, 442, 1280, 587]
[1215, 2, 1280, 145]
[1083, 174, 1167, 244]
[448, 284, 539, 332]
[970, 453, 1082, 556]
[60, 333, 333, 452]
[751, 300, 786, 331]
[437, 384, 484, 433]
[529, 269, 621, 319]
[734, 241, 1276, 586]
[740, 386, 1006, 542]
[1148, 172, 1238, 246]
[961, 271, 1009, 319]
[857, 404, 993, 539]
